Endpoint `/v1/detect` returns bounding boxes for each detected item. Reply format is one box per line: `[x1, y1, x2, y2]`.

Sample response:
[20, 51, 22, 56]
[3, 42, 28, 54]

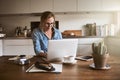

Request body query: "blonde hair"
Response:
[40, 11, 55, 30]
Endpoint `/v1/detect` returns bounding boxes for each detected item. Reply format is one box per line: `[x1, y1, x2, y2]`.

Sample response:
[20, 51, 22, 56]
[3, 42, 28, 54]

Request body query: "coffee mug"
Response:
[63, 56, 74, 63]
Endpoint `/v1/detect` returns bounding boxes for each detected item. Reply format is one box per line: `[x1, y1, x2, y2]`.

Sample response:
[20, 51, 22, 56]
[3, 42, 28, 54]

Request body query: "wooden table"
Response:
[0, 56, 120, 80]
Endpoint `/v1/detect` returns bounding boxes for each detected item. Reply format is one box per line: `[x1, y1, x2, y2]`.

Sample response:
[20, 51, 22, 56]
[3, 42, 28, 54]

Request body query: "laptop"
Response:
[47, 39, 78, 63]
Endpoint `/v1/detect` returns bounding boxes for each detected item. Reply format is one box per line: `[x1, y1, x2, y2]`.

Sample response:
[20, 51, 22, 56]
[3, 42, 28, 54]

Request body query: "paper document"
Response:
[26, 63, 62, 73]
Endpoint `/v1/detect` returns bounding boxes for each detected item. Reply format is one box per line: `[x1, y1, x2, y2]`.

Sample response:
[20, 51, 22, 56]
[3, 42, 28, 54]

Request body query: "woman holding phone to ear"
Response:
[32, 11, 62, 57]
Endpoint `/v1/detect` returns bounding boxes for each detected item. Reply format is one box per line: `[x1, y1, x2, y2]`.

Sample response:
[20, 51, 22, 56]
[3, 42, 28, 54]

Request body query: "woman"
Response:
[32, 11, 62, 57]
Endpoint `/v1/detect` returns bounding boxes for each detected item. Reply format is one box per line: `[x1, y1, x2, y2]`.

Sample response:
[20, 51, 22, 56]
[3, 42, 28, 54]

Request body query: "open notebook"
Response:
[26, 63, 62, 73]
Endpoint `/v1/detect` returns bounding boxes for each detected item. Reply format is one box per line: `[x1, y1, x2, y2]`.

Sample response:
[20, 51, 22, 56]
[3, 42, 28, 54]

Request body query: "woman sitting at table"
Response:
[32, 11, 62, 57]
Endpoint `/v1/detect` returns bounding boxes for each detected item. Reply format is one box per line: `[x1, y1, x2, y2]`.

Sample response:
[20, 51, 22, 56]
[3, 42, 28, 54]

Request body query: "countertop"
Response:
[0, 37, 32, 39]
[0, 36, 104, 40]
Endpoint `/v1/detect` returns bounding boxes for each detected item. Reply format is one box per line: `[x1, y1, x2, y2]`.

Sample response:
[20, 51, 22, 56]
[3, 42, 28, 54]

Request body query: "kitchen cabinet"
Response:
[78, 0, 120, 12]
[0, 0, 30, 14]
[78, 0, 102, 11]
[30, 0, 53, 13]
[0, 0, 120, 15]
[104, 37, 120, 56]
[53, 0, 77, 12]
[102, 0, 120, 11]
[0, 40, 3, 56]
[77, 38, 103, 56]
[3, 39, 35, 55]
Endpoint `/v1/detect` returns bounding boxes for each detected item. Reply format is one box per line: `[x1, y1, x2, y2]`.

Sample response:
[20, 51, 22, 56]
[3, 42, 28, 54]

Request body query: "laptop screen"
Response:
[47, 39, 78, 62]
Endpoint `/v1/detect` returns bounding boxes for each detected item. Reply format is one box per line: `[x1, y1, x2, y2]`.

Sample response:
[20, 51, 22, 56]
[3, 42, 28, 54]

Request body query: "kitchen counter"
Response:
[1, 37, 32, 39]
[0, 36, 104, 39]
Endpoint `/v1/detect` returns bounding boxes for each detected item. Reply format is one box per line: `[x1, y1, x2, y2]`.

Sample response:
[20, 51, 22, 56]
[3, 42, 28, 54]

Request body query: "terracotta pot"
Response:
[92, 53, 109, 69]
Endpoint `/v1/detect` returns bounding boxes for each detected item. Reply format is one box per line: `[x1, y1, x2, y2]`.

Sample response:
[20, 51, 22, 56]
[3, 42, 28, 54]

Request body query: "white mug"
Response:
[63, 56, 74, 63]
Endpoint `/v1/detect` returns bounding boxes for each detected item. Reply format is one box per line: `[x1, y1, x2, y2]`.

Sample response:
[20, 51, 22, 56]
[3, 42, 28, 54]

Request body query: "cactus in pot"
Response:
[92, 41, 109, 69]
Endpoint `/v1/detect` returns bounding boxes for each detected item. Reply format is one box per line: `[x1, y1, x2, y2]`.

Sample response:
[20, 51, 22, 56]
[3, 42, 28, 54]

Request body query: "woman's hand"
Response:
[34, 52, 48, 63]
[37, 52, 47, 58]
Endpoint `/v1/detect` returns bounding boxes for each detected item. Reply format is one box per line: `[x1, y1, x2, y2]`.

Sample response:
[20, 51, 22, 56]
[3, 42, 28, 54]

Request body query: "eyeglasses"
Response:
[45, 22, 54, 27]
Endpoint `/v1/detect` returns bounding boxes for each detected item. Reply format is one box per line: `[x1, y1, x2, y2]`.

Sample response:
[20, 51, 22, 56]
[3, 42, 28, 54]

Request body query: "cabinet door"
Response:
[28, 39, 35, 55]
[30, 0, 53, 13]
[78, 0, 102, 11]
[3, 39, 35, 55]
[77, 38, 103, 55]
[4, 46, 29, 55]
[53, 0, 77, 12]
[78, 38, 103, 45]
[77, 44, 92, 56]
[104, 37, 120, 56]
[0, 40, 3, 56]
[0, 0, 30, 14]
[102, 0, 120, 11]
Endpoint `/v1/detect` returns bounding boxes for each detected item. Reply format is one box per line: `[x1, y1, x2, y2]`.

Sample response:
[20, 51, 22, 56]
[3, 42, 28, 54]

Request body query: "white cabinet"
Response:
[0, 0, 30, 14]
[78, 0, 102, 11]
[78, 0, 120, 11]
[0, 0, 120, 14]
[53, 0, 77, 12]
[102, 0, 120, 11]
[0, 40, 3, 56]
[104, 37, 120, 56]
[3, 39, 35, 55]
[30, 0, 53, 13]
[77, 38, 103, 56]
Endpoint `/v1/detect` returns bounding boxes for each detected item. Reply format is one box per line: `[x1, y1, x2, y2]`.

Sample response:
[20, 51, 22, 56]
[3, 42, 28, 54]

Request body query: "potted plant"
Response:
[92, 41, 109, 69]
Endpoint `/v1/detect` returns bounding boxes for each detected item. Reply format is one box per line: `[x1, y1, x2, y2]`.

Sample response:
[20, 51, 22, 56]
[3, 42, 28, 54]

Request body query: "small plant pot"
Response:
[92, 53, 109, 69]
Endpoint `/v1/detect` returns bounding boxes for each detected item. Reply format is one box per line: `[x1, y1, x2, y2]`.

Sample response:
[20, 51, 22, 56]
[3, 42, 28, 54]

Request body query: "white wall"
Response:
[0, 12, 116, 36]
[56, 12, 114, 32]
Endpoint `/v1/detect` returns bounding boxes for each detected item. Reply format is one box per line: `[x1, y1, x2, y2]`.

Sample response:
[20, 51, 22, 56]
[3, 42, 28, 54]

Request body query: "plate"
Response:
[89, 63, 111, 70]
[75, 56, 93, 61]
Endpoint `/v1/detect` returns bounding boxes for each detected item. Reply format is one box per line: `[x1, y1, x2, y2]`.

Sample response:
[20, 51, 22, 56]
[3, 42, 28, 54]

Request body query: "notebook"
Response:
[26, 63, 62, 73]
[47, 39, 78, 63]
